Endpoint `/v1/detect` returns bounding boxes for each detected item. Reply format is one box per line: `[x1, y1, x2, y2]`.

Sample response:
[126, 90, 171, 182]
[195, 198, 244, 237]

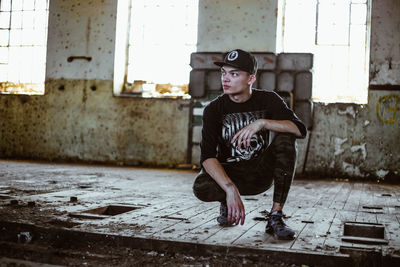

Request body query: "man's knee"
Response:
[273, 133, 297, 153]
[192, 171, 221, 202]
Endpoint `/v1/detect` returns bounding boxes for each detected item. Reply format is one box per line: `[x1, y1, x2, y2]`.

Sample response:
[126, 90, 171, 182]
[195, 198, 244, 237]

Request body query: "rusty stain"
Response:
[264, 57, 274, 63]
[86, 17, 91, 54]
[0, 82, 44, 95]
[212, 56, 222, 61]
[195, 57, 205, 63]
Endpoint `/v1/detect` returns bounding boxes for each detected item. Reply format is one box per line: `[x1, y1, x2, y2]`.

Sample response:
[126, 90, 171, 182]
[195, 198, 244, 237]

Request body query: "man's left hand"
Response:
[231, 119, 265, 149]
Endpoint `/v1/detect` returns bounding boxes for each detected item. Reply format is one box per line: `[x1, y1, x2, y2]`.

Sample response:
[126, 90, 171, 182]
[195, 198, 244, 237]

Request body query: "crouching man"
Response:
[192, 49, 307, 239]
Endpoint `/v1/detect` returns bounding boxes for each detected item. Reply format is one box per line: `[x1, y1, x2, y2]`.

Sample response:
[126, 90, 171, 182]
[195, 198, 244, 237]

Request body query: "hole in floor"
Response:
[342, 221, 388, 245]
[69, 205, 141, 219]
[362, 205, 383, 210]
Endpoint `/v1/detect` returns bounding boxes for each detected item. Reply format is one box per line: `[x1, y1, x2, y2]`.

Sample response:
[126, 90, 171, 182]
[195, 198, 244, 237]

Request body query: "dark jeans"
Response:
[193, 133, 297, 205]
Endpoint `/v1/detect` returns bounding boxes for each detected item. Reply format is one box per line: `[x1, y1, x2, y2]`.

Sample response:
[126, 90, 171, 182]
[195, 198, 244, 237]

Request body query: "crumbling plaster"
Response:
[305, 90, 399, 180]
[369, 0, 400, 85]
[0, 80, 189, 166]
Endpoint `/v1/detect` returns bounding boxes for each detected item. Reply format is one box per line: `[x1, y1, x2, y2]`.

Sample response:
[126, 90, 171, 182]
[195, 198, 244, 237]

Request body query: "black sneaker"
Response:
[216, 202, 233, 226]
[265, 210, 295, 239]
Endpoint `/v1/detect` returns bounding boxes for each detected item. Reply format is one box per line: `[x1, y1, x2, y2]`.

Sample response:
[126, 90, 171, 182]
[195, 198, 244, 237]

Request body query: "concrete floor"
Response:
[0, 159, 399, 266]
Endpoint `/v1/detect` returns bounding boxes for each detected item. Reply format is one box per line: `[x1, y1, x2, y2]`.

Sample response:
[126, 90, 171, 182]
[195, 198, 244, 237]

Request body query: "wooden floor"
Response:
[0, 160, 399, 264]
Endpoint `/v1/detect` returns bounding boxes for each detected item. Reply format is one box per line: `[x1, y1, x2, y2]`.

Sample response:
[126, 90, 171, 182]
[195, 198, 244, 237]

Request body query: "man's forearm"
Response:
[262, 119, 301, 137]
[202, 158, 236, 193]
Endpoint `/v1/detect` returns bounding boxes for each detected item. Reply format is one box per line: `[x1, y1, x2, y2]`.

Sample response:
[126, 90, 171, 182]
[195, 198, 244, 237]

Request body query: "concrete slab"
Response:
[0, 159, 399, 266]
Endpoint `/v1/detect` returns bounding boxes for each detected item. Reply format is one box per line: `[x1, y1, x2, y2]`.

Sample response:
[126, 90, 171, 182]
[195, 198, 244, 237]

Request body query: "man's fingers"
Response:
[227, 207, 232, 223]
[240, 212, 246, 225]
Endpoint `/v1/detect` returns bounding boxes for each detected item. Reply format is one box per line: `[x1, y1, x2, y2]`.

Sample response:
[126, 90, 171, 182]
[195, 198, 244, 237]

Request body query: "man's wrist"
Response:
[224, 182, 238, 193]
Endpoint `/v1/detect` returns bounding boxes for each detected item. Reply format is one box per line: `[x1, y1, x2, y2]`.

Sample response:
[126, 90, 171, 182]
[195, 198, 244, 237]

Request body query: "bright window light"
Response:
[125, 0, 198, 98]
[281, 0, 369, 103]
[0, 0, 49, 95]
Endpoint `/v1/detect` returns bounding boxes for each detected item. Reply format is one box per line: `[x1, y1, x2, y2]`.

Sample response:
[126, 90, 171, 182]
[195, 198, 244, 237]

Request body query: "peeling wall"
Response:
[0, 80, 189, 166]
[369, 0, 400, 85]
[305, 89, 399, 180]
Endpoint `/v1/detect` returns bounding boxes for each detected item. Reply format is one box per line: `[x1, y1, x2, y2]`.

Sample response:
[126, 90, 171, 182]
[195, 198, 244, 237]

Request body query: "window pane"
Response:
[351, 3, 367, 25]
[20, 47, 34, 82]
[11, 0, 23, 11]
[8, 47, 21, 82]
[350, 24, 366, 47]
[35, 0, 48, 11]
[128, 0, 198, 91]
[9, 29, 22, 44]
[32, 46, 46, 67]
[22, 11, 35, 29]
[0, 0, 48, 95]
[0, 65, 8, 81]
[0, 11, 10, 28]
[34, 10, 48, 29]
[0, 29, 9, 45]
[0, 47, 8, 63]
[283, 0, 316, 52]
[32, 28, 46, 45]
[23, 0, 35, 11]
[317, 1, 350, 45]
[21, 29, 35, 45]
[0, 0, 11, 11]
[11, 11, 22, 28]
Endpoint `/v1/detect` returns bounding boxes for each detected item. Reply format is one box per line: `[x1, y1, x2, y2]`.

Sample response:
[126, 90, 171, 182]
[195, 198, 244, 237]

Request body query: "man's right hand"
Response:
[202, 158, 246, 225]
[225, 185, 245, 225]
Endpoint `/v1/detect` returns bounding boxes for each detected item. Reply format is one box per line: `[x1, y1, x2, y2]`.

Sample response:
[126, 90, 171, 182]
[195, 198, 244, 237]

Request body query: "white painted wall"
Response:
[46, 0, 117, 80]
[197, 0, 278, 52]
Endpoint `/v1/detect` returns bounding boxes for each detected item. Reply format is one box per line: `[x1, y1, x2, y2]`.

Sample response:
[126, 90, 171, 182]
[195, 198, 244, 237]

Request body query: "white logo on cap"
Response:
[227, 51, 238, 61]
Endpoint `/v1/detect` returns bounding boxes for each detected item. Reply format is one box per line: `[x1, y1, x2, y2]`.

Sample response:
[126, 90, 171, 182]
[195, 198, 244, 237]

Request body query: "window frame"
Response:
[0, 0, 50, 95]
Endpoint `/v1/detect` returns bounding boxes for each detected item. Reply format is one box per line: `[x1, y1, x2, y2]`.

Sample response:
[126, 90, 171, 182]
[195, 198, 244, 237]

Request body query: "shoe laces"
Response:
[268, 211, 287, 227]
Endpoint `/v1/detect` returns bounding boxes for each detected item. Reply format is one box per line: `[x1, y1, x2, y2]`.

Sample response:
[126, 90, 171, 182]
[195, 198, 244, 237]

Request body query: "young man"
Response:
[192, 49, 307, 239]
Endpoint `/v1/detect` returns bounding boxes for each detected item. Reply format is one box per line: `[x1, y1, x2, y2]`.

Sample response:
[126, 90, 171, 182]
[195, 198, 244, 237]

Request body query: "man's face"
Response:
[221, 65, 254, 96]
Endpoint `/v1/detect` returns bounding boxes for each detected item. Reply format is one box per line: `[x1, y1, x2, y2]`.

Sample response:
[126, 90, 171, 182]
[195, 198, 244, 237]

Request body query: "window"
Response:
[0, 0, 49, 95]
[122, 0, 198, 98]
[279, 0, 370, 103]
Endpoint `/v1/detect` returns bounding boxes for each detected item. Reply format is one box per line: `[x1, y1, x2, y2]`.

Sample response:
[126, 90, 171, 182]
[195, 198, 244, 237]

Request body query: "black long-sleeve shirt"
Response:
[200, 89, 307, 165]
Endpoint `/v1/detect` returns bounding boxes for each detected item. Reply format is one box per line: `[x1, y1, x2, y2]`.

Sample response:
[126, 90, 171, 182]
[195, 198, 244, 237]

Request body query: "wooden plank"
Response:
[323, 210, 357, 251]
[178, 198, 269, 243]
[203, 203, 268, 244]
[153, 206, 218, 240]
[329, 182, 354, 210]
[342, 182, 363, 212]
[253, 207, 316, 250]
[375, 213, 400, 254]
[232, 205, 301, 247]
[291, 208, 336, 251]
[313, 181, 345, 209]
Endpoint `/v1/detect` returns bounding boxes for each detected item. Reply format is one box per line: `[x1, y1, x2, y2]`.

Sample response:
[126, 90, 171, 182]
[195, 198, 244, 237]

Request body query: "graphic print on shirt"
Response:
[222, 111, 268, 162]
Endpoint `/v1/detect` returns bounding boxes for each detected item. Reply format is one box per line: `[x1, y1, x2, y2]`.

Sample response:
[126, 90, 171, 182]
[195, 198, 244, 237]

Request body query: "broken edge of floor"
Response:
[1, 220, 399, 267]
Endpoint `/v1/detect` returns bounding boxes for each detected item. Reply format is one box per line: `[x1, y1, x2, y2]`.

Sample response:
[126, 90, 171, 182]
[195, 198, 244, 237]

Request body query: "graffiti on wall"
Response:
[376, 95, 400, 123]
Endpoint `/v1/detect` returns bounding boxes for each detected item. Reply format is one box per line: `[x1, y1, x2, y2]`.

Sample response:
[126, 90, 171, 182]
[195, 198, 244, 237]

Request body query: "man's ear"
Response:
[248, 74, 256, 85]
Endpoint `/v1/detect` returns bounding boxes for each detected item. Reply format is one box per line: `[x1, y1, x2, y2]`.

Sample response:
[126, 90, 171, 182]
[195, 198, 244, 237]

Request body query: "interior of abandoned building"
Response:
[0, 0, 399, 266]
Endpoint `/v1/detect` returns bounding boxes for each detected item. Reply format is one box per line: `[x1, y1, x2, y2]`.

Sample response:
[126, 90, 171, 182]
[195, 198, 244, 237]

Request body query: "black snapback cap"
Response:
[214, 49, 258, 74]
